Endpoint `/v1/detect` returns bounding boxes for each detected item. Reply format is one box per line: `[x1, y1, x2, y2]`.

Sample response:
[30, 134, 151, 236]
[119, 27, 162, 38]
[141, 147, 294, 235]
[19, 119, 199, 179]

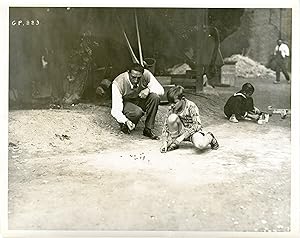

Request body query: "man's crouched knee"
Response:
[147, 93, 160, 103]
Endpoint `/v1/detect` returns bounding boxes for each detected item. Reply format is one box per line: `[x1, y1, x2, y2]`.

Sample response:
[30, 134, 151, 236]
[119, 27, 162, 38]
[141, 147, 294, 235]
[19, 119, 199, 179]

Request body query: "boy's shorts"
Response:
[169, 126, 204, 143]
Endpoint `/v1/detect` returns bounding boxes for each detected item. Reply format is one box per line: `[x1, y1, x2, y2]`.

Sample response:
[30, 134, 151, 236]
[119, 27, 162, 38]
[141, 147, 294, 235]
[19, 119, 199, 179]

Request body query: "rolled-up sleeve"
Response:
[111, 83, 128, 124]
[281, 44, 289, 58]
[145, 70, 164, 96]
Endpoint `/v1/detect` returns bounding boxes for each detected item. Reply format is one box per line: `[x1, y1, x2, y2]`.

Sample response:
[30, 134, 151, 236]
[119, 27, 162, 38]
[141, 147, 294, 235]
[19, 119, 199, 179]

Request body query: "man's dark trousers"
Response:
[123, 93, 160, 129]
[275, 55, 290, 82]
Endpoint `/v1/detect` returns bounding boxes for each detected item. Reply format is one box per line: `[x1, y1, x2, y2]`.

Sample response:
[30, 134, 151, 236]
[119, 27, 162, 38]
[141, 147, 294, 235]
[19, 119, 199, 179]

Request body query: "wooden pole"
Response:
[116, 14, 139, 64]
[122, 29, 140, 64]
[135, 10, 144, 66]
[195, 9, 205, 93]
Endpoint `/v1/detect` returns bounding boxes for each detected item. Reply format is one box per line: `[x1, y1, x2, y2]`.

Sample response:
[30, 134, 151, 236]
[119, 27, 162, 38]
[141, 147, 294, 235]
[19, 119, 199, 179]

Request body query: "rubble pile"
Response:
[167, 63, 192, 75]
[225, 54, 275, 79]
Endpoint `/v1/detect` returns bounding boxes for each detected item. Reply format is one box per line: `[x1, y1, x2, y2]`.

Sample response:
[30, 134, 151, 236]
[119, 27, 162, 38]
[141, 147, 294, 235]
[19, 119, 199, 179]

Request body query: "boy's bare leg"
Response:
[167, 114, 183, 136]
[166, 114, 185, 150]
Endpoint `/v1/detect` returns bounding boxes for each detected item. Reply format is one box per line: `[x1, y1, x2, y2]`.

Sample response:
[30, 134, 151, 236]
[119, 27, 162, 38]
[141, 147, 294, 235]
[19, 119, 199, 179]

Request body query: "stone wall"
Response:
[221, 8, 292, 65]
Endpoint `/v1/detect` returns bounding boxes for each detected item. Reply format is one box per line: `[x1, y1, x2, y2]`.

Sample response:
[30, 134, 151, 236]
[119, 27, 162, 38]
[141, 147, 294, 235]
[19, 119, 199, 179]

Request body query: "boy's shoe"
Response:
[257, 119, 266, 125]
[257, 114, 269, 125]
[229, 114, 239, 123]
[273, 81, 280, 84]
[257, 113, 270, 124]
[207, 132, 219, 150]
[168, 143, 179, 151]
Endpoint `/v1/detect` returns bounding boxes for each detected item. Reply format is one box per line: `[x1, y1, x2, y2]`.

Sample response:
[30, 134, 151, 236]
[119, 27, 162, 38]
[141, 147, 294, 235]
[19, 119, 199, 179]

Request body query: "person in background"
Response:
[160, 85, 219, 153]
[273, 39, 290, 84]
[111, 63, 164, 139]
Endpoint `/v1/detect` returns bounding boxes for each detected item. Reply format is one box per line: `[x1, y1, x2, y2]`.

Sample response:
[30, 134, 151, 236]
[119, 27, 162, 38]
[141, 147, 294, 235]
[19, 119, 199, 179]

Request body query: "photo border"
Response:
[1, 0, 299, 237]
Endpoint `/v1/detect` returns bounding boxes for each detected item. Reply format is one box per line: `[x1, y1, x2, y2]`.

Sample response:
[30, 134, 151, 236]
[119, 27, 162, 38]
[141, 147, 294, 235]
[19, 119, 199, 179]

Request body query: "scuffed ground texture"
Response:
[8, 76, 291, 231]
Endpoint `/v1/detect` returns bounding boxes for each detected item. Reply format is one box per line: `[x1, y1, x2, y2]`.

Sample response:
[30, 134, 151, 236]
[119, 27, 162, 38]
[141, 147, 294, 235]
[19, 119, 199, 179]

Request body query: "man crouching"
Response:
[111, 63, 164, 139]
[160, 85, 219, 153]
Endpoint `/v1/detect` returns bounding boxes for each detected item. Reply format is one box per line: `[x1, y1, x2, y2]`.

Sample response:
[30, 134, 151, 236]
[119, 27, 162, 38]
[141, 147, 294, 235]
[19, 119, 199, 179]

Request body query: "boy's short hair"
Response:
[241, 83, 255, 94]
[129, 63, 144, 74]
[167, 85, 185, 103]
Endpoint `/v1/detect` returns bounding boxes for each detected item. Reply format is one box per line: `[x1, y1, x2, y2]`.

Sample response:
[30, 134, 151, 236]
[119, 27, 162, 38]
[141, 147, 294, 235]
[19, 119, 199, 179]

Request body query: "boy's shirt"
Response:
[224, 92, 254, 118]
[161, 98, 203, 143]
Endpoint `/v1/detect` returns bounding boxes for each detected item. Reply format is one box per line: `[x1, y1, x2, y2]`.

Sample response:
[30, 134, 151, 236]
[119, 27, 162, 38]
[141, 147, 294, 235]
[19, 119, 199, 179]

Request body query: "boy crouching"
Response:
[160, 85, 219, 153]
[224, 82, 269, 124]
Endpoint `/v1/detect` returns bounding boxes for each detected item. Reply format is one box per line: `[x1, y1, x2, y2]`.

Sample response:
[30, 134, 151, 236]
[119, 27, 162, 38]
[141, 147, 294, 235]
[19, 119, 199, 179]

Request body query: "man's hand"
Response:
[125, 120, 135, 131]
[160, 141, 168, 153]
[139, 88, 150, 99]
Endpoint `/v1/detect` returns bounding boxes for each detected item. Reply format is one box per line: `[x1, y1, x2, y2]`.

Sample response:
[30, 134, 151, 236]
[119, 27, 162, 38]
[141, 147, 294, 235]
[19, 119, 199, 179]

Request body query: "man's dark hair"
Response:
[129, 63, 144, 74]
[241, 82, 255, 94]
[167, 85, 185, 103]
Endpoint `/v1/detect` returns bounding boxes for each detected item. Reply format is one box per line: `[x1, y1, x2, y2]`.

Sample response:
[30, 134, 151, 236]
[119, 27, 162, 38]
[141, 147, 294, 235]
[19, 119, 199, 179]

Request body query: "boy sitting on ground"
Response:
[224, 82, 269, 124]
[160, 85, 219, 153]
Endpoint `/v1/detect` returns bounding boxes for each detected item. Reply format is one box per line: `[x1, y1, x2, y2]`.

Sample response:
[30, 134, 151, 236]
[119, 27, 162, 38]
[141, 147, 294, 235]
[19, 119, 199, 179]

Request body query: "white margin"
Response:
[0, 0, 9, 238]
[290, 0, 300, 235]
[1, 0, 299, 238]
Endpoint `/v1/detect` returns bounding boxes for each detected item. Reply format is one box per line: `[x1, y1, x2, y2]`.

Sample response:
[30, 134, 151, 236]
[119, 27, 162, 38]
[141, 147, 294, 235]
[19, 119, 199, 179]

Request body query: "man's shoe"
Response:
[273, 81, 280, 84]
[287, 80, 291, 84]
[120, 123, 130, 134]
[207, 132, 219, 150]
[229, 114, 238, 123]
[143, 128, 159, 140]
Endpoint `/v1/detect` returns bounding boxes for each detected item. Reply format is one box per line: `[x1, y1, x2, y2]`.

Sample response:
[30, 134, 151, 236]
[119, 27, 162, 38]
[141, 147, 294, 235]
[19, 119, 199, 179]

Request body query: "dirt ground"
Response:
[7, 76, 291, 232]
